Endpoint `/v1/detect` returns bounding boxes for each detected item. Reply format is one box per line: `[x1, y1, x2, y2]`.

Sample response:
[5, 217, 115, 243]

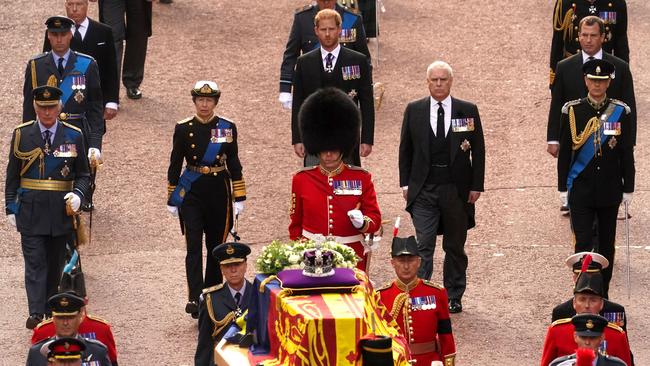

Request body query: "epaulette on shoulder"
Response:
[551, 318, 572, 327]
[202, 283, 224, 294]
[561, 99, 582, 114]
[217, 115, 234, 124]
[346, 165, 370, 174]
[376, 282, 393, 291]
[34, 318, 54, 330]
[84, 338, 105, 346]
[61, 121, 82, 133]
[607, 322, 624, 332]
[87, 314, 109, 325]
[610, 98, 631, 114]
[295, 3, 314, 13]
[30, 52, 48, 60]
[73, 51, 96, 62]
[15, 120, 36, 130]
[293, 165, 317, 175]
[177, 116, 193, 125]
[423, 280, 444, 290]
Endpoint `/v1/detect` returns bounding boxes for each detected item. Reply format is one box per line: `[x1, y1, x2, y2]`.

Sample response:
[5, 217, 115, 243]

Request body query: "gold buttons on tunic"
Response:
[191, 144, 196, 148]
[189, 133, 194, 137]
[189, 122, 193, 126]
[193, 156, 197, 160]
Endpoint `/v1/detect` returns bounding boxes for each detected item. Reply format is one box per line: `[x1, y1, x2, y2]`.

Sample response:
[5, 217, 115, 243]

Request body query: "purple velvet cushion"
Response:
[276, 268, 360, 293]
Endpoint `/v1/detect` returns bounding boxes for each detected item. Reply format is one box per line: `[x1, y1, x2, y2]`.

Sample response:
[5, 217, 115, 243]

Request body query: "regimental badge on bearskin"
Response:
[608, 136, 617, 149]
[460, 139, 471, 152]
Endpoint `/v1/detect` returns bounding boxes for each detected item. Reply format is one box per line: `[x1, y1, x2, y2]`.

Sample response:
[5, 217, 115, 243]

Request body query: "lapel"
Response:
[30, 122, 46, 150]
[419, 97, 431, 158]
[449, 97, 461, 164]
[332, 46, 345, 86]
[51, 121, 67, 149]
[218, 285, 238, 311]
[44, 52, 59, 81]
[63, 51, 77, 77]
[241, 280, 252, 309]
[573, 52, 588, 94]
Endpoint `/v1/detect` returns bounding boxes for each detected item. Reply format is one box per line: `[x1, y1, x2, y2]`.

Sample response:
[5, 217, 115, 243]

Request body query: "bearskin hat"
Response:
[299, 87, 360, 156]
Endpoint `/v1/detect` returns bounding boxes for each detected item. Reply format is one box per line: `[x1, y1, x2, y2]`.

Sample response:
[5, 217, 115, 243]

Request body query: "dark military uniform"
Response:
[549, 0, 629, 83]
[550, 353, 627, 365]
[195, 243, 252, 366]
[558, 96, 633, 297]
[6, 87, 90, 319]
[279, 3, 371, 93]
[167, 104, 246, 308]
[27, 336, 112, 366]
[22, 51, 103, 150]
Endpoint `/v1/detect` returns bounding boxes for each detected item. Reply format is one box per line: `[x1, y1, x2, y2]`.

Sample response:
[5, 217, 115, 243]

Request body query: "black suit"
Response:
[279, 3, 370, 93]
[558, 98, 634, 297]
[292, 46, 374, 165]
[43, 18, 119, 108]
[398, 96, 485, 300]
[547, 51, 636, 144]
[195, 281, 252, 366]
[26, 336, 112, 366]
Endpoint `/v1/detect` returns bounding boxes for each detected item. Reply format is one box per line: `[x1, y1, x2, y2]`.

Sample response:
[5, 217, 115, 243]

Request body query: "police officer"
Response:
[26, 292, 111, 366]
[378, 236, 456, 366]
[278, 0, 370, 110]
[549, 314, 627, 366]
[540, 270, 631, 365]
[557, 59, 634, 298]
[24, 16, 103, 209]
[5, 86, 91, 329]
[549, 0, 629, 85]
[167, 81, 246, 319]
[195, 242, 252, 366]
[289, 88, 381, 271]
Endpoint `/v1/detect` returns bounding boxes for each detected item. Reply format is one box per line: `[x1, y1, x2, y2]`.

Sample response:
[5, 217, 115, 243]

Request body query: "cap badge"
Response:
[200, 84, 212, 94]
[64, 342, 70, 350]
[54, 20, 62, 27]
[43, 89, 51, 98]
[60, 297, 69, 307]
[586, 320, 594, 329]
[596, 66, 601, 75]
[226, 245, 235, 255]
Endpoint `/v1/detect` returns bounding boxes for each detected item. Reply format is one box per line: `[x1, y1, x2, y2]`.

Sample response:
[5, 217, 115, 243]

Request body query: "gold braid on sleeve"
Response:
[569, 106, 601, 151]
[13, 129, 45, 177]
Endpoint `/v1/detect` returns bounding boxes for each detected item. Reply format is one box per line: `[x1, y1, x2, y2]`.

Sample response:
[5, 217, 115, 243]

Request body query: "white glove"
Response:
[234, 201, 244, 216]
[559, 191, 568, 207]
[167, 205, 178, 218]
[622, 193, 633, 205]
[7, 214, 16, 227]
[278, 92, 292, 110]
[64, 192, 81, 212]
[88, 148, 101, 161]
[347, 209, 364, 229]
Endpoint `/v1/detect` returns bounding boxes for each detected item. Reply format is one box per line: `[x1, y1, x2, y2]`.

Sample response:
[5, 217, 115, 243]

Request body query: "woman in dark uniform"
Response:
[167, 81, 246, 318]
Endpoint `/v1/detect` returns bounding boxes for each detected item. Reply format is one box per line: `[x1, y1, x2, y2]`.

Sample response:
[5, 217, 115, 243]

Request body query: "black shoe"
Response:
[448, 299, 462, 314]
[126, 87, 142, 100]
[159, 0, 173, 3]
[185, 301, 199, 319]
[82, 202, 94, 212]
[26, 314, 43, 329]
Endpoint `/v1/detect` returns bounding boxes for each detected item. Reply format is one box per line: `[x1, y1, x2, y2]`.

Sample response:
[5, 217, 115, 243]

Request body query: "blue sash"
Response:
[59, 55, 91, 105]
[567, 104, 624, 193]
[169, 118, 231, 207]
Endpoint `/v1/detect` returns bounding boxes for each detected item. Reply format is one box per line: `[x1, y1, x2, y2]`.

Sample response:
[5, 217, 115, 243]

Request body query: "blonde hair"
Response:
[314, 9, 341, 27]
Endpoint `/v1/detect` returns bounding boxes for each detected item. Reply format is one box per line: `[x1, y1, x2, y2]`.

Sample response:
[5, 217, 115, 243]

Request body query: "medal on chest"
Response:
[72, 75, 86, 103]
[332, 179, 362, 195]
[410, 295, 436, 311]
[451, 117, 475, 132]
[211, 128, 233, 143]
[342, 65, 361, 80]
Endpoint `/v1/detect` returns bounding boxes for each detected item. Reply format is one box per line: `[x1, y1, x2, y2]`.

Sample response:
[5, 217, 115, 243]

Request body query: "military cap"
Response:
[43, 337, 86, 360]
[48, 292, 85, 316]
[391, 236, 419, 257]
[191, 80, 221, 98]
[572, 313, 608, 337]
[574, 272, 604, 297]
[583, 59, 615, 80]
[299, 87, 360, 156]
[45, 16, 74, 33]
[33, 85, 62, 107]
[358, 335, 393, 366]
[212, 242, 251, 265]
[565, 252, 609, 274]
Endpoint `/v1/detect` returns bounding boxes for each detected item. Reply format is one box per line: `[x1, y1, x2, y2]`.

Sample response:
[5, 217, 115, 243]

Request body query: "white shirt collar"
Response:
[582, 49, 603, 63]
[320, 44, 341, 61]
[228, 282, 247, 303]
[52, 49, 71, 65]
[73, 17, 89, 38]
[37, 120, 59, 137]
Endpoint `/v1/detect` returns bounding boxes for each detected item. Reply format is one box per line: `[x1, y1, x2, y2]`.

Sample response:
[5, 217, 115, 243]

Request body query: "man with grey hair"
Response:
[398, 61, 485, 313]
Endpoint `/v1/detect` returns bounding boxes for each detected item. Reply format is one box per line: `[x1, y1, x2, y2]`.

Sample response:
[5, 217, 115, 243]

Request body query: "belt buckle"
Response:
[200, 166, 210, 174]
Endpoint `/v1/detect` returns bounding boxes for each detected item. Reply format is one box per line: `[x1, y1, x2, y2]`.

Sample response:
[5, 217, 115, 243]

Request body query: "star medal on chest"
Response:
[348, 89, 358, 99]
[608, 136, 617, 149]
[60, 163, 70, 178]
[460, 139, 471, 152]
[43, 140, 51, 155]
[72, 75, 86, 103]
[589, 5, 597, 14]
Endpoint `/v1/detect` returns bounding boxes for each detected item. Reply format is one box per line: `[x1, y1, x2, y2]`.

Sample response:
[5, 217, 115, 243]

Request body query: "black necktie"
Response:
[588, 56, 595, 62]
[74, 24, 82, 42]
[325, 53, 334, 73]
[436, 102, 445, 138]
[43, 130, 51, 153]
[234, 292, 242, 307]
[57, 57, 65, 76]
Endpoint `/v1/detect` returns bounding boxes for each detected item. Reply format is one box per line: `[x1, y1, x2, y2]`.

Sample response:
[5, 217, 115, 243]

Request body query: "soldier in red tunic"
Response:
[378, 236, 456, 366]
[540, 268, 631, 366]
[289, 88, 381, 271]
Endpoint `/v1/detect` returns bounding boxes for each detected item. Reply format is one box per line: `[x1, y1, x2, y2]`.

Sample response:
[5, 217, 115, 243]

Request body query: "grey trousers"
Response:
[410, 183, 468, 301]
[21, 234, 67, 315]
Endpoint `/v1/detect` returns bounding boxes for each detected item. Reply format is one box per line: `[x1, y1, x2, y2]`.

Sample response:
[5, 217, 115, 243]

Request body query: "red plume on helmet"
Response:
[576, 348, 595, 366]
[581, 254, 593, 273]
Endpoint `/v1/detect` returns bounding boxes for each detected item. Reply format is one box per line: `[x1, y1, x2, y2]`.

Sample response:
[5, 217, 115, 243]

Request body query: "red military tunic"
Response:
[540, 318, 631, 366]
[32, 314, 118, 364]
[289, 164, 381, 271]
[378, 278, 456, 366]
